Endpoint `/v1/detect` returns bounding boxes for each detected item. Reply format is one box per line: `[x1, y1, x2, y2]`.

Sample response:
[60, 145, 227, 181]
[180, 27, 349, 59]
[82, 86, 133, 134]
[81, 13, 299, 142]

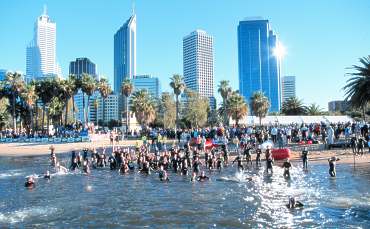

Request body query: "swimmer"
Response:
[287, 197, 304, 209]
[266, 152, 274, 174]
[83, 160, 90, 174]
[255, 145, 262, 167]
[328, 156, 340, 177]
[197, 171, 209, 182]
[44, 170, 51, 179]
[70, 157, 79, 171]
[25, 176, 35, 188]
[282, 159, 292, 178]
[301, 147, 309, 170]
[191, 171, 197, 182]
[56, 162, 68, 173]
[158, 165, 169, 181]
[232, 154, 244, 172]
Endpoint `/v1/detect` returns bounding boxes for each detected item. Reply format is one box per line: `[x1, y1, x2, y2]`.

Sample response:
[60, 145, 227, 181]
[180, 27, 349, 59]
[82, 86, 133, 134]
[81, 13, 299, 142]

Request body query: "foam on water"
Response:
[0, 170, 24, 179]
[0, 206, 58, 224]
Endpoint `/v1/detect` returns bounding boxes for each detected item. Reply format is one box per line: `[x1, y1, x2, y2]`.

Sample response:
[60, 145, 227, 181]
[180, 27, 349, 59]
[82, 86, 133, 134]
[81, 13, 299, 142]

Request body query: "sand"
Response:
[0, 139, 369, 166]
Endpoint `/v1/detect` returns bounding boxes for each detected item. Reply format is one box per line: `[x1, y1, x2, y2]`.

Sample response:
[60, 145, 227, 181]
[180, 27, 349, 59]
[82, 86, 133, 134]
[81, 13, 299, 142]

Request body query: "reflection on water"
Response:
[0, 153, 369, 228]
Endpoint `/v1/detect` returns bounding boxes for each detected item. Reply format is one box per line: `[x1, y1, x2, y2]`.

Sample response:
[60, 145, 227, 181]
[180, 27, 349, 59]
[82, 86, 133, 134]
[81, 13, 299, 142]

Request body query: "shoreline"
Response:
[0, 141, 369, 166]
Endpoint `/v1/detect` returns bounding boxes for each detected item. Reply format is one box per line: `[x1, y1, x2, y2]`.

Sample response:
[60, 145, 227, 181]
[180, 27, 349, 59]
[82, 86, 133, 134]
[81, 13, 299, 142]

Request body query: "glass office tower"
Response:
[238, 19, 281, 112]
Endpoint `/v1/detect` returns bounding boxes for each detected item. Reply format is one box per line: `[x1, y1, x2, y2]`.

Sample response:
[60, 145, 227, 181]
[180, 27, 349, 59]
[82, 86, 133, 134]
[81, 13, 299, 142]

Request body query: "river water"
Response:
[0, 153, 369, 228]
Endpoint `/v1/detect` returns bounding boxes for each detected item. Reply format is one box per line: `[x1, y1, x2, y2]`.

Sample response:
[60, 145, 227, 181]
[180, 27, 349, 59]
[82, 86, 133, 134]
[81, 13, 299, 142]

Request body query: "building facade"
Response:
[114, 14, 136, 119]
[97, 94, 119, 123]
[132, 75, 161, 98]
[26, 6, 61, 81]
[328, 100, 350, 113]
[183, 30, 216, 109]
[69, 58, 98, 124]
[282, 75, 296, 102]
[238, 18, 281, 112]
[0, 69, 7, 81]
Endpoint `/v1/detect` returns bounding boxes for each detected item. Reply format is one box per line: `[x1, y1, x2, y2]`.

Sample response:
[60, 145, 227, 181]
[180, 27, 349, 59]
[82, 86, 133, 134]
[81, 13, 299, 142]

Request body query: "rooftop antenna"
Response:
[43, 4, 47, 15]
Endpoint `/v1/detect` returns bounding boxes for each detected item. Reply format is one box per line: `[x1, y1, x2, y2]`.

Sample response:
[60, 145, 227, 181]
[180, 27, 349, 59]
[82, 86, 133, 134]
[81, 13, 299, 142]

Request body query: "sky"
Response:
[0, 0, 369, 110]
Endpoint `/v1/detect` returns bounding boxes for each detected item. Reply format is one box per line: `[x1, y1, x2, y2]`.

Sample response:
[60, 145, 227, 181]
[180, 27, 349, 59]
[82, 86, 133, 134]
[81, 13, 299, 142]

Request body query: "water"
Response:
[0, 154, 369, 228]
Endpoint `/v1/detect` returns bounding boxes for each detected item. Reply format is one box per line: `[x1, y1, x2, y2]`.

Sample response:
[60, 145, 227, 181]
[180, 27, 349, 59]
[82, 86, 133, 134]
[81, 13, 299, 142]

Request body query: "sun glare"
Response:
[273, 42, 286, 59]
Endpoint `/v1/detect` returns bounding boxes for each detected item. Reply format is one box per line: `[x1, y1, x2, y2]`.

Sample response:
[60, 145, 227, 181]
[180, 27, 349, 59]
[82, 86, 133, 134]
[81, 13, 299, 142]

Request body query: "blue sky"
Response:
[0, 0, 369, 109]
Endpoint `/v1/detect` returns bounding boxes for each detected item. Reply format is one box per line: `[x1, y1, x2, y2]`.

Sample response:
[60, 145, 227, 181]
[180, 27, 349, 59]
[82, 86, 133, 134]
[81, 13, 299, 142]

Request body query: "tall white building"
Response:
[282, 75, 296, 102]
[114, 13, 136, 119]
[26, 6, 61, 80]
[183, 30, 215, 109]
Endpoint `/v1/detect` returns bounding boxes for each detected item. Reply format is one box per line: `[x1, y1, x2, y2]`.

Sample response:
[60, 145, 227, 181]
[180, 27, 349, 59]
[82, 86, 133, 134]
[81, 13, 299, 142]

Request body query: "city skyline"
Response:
[0, 1, 369, 109]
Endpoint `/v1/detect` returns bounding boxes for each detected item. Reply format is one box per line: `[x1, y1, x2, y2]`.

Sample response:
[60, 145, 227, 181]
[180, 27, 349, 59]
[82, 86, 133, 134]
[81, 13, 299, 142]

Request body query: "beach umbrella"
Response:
[261, 140, 274, 150]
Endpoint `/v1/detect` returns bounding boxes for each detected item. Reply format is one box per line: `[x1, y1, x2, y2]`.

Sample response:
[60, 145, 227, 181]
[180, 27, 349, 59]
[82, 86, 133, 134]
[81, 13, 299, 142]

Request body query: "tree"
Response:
[81, 74, 97, 125]
[306, 103, 324, 115]
[282, 97, 307, 115]
[98, 78, 112, 126]
[48, 97, 64, 126]
[59, 78, 76, 126]
[121, 78, 134, 134]
[343, 56, 370, 121]
[183, 90, 209, 128]
[69, 74, 81, 124]
[5, 72, 25, 131]
[0, 98, 10, 130]
[21, 83, 38, 134]
[157, 92, 176, 128]
[250, 91, 270, 125]
[35, 79, 54, 134]
[226, 91, 248, 126]
[169, 74, 185, 130]
[130, 89, 156, 128]
[218, 80, 232, 126]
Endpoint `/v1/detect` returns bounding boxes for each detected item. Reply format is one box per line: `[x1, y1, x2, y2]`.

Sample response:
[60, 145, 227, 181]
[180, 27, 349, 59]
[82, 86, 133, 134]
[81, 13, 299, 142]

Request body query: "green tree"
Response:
[81, 74, 97, 124]
[130, 89, 156, 129]
[183, 90, 209, 128]
[0, 98, 10, 130]
[5, 72, 25, 131]
[121, 78, 134, 133]
[250, 91, 270, 125]
[282, 97, 307, 115]
[218, 80, 232, 126]
[48, 97, 65, 126]
[343, 56, 370, 121]
[97, 78, 112, 126]
[169, 74, 185, 130]
[158, 92, 176, 128]
[21, 83, 38, 134]
[306, 103, 324, 115]
[226, 91, 248, 126]
[59, 78, 76, 126]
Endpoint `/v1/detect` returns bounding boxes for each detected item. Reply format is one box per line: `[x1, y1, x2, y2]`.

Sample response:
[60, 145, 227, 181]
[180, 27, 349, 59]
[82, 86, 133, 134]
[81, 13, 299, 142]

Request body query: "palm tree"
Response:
[306, 103, 324, 115]
[343, 56, 370, 121]
[218, 80, 232, 126]
[130, 89, 156, 128]
[81, 74, 97, 125]
[98, 78, 112, 126]
[21, 83, 38, 135]
[169, 74, 185, 130]
[69, 74, 81, 124]
[227, 91, 248, 126]
[121, 78, 134, 134]
[282, 97, 307, 115]
[5, 72, 25, 131]
[250, 91, 270, 125]
[60, 78, 76, 126]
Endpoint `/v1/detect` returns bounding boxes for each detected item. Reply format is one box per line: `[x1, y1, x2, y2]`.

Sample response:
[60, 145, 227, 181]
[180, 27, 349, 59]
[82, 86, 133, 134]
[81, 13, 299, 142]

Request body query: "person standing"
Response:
[301, 147, 309, 170]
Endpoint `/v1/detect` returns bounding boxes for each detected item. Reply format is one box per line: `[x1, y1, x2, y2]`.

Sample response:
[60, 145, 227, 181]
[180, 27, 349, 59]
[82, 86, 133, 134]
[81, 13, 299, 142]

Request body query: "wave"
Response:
[0, 206, 58, 224]
[0, 170, 24, 179]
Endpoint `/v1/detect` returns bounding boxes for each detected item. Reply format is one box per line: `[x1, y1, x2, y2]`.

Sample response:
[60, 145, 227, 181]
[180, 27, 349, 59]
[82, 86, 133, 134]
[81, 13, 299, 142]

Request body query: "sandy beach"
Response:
[0, 140, 368, 166]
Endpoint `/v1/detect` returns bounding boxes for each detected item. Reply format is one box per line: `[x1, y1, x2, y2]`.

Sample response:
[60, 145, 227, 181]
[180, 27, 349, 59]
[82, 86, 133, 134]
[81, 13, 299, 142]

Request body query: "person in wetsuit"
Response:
[70, 157, 79, 171]
[181, 160, 189, 176]
[108, 153, 117, 170]
[192, 157, 202, 175]
[158, 165, 169, 181]
[216, 155, 223, 171]
[255, 146, 262, 167]
[328, 157, 340, 177]
[282, 159, 292, 178]
[301, 147, 309, 170]
[233, 154, 244, 172]
[44, 170, 51, 179]
[25, 176, 35, 188]
[243, 146, 252, 167]
[287, 197, 304, 209]
[197, 171, 209, 182]
[140, 161, 151, 175]
[83, 160, 90, 174]
[266, 150, 274, 174]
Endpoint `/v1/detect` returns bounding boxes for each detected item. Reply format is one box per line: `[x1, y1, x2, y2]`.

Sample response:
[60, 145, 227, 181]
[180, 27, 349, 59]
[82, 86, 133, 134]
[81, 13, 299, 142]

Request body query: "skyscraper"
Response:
[183, 30, 216, 109]
[281, 75, 296, 102]
[114, 13, 136, 119]
[238, 18, 281, 112]
[26, 6, 61, 81]
[133, 75, 161, 99]
[69, 58, 98, 124]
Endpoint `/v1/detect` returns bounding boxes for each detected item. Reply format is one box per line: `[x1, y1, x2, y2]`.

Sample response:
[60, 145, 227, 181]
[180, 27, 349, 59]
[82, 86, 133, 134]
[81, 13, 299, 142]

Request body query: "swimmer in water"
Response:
[301, 147, 309, 170]
[232, 154, 244, 172]
[70, 157, 79, 171]
[328, 156, 340, 177]
[25, 176, 35, 188]
[282, 159, 292, 178]
[44, 170, 51, 179]
[158, 165, 169, 181]
[287, 197, 304, 209]
[197, 171, 209, 182]
[83, 160, 90, 174]
[56, 162, 68, 173]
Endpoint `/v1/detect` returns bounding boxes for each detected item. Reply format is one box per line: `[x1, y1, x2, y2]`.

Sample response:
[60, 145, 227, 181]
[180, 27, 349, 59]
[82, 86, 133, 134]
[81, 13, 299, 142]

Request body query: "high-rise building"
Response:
[238, 18, 281, 112]
[97, 94, 119, 123]
[114, 13, 136, 119]
[328, 100, 349, 113]
[26, 6, 61, 81]
[132, 75, 161, 98]
[0, 69, 8, 81]
[69, 58, 98, 124]
[183, 30, 216, 109]
[282, 75, 296, 102]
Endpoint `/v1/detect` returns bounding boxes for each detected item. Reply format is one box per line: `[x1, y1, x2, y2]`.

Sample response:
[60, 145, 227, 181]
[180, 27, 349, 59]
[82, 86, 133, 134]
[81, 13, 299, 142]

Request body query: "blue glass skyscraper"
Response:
[238, 19, 281, 112]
